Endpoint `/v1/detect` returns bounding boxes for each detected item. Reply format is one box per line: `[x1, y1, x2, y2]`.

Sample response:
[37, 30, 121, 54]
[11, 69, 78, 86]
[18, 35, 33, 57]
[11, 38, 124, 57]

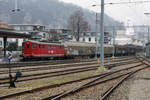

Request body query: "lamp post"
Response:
[144, 13, 150, 43]
[12, 0, 20, 12]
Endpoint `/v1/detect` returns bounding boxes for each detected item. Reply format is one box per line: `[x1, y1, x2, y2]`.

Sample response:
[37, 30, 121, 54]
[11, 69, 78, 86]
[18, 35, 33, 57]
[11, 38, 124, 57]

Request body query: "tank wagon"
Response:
[22, 40, 142, 60]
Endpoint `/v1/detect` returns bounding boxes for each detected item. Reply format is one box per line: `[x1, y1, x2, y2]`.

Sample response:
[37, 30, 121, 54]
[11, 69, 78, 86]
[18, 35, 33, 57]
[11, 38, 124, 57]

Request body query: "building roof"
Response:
[146, 42, 150, 46]
[0, 21, 12, 30]
[0, 29, 31, 38]
[9, 24, 45, 27]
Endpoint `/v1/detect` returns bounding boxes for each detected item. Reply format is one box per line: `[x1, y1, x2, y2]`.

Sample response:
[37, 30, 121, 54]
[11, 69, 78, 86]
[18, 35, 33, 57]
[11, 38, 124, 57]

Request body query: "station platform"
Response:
[128, 68, 150, 100]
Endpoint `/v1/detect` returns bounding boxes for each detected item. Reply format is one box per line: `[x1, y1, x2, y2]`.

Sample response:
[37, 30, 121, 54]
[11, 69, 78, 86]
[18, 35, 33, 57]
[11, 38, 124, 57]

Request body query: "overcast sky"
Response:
[60, 0, 150, 25]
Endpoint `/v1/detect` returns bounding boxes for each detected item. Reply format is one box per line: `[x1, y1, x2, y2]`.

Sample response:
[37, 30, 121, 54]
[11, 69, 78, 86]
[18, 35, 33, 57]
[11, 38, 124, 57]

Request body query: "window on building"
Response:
[43, 33, 46, 38]
[26, 26, 33, 31]
[0, 41, 2, 46]
[32, 43, 36, 49]
[83, 38, 85, 42]
[89, 37, 91, 42]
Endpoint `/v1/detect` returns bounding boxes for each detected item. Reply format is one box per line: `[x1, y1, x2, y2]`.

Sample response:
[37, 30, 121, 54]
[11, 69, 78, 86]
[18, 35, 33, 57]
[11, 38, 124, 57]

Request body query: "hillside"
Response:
[0, 0, 123, 30]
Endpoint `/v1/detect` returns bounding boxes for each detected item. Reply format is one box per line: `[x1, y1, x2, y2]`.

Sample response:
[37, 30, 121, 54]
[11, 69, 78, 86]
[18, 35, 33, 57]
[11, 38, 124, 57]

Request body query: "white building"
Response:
[69, 32, 111, 44]
[9, 24, 49, 45]
[115, 30, 132, 45]
[0, 21, 14, 51]
[115, 18, 143, 46]
[47, 29, 72, 41]
[79, 36, 96, 43]
[115, 30, 143, 46]
[10, 24, 45, 31]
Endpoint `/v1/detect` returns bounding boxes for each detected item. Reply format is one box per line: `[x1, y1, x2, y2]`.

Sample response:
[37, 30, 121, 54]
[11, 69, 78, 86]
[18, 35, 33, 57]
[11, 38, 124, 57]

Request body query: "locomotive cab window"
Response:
[26, 44, 30, 48]
[48, 45, 51, 49]
[32, 43, 36, 49]
[54, 46, 56, 49]
[59, 46, 62, 49]
[42, 45, 45, 49]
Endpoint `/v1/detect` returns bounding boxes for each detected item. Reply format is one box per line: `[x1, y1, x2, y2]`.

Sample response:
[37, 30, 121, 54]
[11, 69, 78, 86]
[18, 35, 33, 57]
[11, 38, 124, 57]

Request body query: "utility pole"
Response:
[148, 27, 150, 42]
[95, 13, 98, 59]
[99, 0, 105, 71]
[144, 13, 150, 43]
[15, 0, 18, 10]
[112, 26, 115, 59]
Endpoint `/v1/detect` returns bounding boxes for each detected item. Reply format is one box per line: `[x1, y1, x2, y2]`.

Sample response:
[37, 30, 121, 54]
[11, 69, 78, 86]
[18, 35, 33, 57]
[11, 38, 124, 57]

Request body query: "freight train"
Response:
[22, 40, 142, 60]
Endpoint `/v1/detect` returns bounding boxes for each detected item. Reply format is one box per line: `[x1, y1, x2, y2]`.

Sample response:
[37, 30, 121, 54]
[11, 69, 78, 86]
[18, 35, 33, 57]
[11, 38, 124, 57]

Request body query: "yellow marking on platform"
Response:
[98, 67, 103, 72]
[112, 56, 115, 59]
[112, 56, 115, 61]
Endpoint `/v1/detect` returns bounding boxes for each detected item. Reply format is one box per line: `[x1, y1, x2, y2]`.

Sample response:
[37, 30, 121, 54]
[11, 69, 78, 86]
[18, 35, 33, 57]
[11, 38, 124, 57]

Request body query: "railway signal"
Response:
[7, 51, 15, 88]
[6, 51, 22, 88]
[12, 0, 21, 12]
[8, 52, 12, 61]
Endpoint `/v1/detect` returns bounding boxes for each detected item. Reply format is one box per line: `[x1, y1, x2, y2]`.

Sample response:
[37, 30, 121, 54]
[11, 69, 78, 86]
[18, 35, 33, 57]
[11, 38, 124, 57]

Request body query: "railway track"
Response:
[0, 58, 139, 85]
[99, 56, 149, 100]
[41, 56, 148, 100]
[0, 56, 146, 100]
[0, 56, 134, 69]
[0, 56, 134, 75]
[0, 56, 135, 76]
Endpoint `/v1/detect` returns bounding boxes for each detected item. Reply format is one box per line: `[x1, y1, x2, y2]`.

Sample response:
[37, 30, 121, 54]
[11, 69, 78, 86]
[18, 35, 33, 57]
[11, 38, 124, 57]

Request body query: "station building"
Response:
[0, 21, 13, 50]
[0, 21, 31, 57]
[9, 24, 48, 42]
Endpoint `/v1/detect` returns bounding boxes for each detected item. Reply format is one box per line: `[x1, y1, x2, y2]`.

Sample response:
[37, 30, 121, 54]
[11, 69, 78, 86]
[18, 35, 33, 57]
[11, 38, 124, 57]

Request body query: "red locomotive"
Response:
[22, 40, 64, 59]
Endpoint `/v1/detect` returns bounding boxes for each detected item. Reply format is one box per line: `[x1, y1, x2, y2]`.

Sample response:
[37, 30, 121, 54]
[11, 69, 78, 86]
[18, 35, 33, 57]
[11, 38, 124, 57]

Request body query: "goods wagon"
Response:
[63, 41, 113, 58]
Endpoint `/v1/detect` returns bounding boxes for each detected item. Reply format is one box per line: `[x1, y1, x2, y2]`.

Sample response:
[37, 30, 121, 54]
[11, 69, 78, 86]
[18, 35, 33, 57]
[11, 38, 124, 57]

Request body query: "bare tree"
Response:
[68, 10, 90, 41]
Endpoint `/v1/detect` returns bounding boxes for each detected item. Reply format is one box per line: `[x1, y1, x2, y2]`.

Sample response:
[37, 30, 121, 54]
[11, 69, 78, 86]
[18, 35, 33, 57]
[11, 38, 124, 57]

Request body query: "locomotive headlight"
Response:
[51, 51, 54, 53]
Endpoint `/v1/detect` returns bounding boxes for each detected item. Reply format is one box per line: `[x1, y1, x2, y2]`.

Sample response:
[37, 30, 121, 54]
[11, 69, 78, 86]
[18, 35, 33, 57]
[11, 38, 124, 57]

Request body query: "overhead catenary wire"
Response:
[92, 0, 150, 6]
[106, 0, 150, 5]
